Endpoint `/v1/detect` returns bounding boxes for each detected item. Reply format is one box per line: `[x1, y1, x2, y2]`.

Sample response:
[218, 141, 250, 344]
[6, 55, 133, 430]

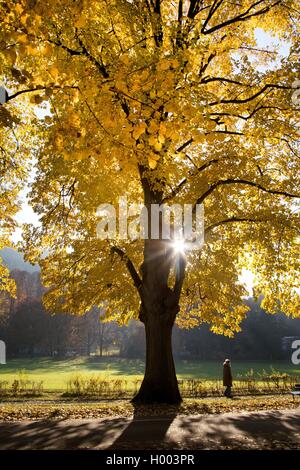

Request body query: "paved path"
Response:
[0, 409, 299, 449]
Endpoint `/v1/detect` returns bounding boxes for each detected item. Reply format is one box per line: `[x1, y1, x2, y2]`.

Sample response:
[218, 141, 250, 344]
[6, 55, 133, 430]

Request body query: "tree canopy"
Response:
[1, 0, 299, 338]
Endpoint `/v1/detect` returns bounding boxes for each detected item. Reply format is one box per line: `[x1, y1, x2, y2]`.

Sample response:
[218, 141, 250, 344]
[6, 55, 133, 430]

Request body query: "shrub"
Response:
[0, 370, 44, 397]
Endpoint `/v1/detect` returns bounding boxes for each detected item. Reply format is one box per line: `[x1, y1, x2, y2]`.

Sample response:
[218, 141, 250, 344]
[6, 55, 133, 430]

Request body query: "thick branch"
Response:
[202, 0, 282, 35]
[5, 85, 78, 103]
[46, 36, 109, 78]
[202, 0, 225, 32]
[187, 0, 204, 19]
[205, 216, 266, 234]
[163, 155, 232, 202]
[209, 83, 290, 106]
[176, 138, 194, 153]
[111, 246, 142, 290]
[195, 179, 300, 206]
[210, 105, 288, 121]
[77, 36, 109, 78]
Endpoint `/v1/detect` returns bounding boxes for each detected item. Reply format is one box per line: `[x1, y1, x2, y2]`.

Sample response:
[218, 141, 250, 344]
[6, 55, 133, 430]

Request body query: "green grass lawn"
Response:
[0, 357, 299, 390]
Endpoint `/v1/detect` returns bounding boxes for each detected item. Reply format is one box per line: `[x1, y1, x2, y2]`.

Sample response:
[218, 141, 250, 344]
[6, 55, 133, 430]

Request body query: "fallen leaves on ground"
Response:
[0, 395, 299, 422]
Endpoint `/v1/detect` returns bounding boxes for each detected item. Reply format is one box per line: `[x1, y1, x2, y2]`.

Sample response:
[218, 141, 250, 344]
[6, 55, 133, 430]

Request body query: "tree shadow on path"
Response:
[109, 403, 179, 450]
[0, 404, 179, 450]
[178, 409, 300, 449]
[0, 417, 126, 450]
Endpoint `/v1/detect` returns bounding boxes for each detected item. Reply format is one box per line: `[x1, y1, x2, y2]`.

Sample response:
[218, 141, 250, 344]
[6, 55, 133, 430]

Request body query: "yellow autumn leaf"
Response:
[158, 59, 169, 71]
[148, 135, 157, 146]
[153, 141, 162, 151]
[20, 14, 29, 26]
[132, 123, 146, 140]
[75, 16, 87, 28]
[18, 34, 28, 44]
[15, 3, 23, 14]
[148, 121, 159, 134]
[26, 44, 38, 56]
[159, 122, 167, 135]
[41, 44, 53, 56]
[148, 156, 158, 169]
[158, 134, 165, 145]
[49, 65, 59, 80]
[69, 113, 81, 127]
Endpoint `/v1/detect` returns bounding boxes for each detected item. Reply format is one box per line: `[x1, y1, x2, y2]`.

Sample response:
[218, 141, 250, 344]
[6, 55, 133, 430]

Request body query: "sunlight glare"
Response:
[172, 238, 186, 254]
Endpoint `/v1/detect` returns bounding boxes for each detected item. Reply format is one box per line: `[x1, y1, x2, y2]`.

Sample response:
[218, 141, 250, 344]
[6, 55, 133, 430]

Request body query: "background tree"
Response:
[1, 0, 299, 403]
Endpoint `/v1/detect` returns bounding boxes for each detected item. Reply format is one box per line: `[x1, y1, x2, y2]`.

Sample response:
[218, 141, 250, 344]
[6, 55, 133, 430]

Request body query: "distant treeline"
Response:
[0, 268, 300, 359]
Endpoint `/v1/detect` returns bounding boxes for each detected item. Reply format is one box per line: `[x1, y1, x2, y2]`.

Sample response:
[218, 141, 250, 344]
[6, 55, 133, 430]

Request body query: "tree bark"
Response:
[132, 311, 182, 404]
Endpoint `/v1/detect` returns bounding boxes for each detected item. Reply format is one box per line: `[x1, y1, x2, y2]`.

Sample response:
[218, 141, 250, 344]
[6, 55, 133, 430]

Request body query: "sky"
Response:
[10, 29, 291, 295]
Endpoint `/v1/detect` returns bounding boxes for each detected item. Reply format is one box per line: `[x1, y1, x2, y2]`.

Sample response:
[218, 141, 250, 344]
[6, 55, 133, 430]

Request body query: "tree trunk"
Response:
[132, 315, 182, 404]
[98, 324, 104, 357]
[130, 174, 186, 404]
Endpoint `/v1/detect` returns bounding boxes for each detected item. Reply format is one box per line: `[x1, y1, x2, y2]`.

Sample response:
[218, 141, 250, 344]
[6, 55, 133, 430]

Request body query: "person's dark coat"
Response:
[223, 362, 232, 387]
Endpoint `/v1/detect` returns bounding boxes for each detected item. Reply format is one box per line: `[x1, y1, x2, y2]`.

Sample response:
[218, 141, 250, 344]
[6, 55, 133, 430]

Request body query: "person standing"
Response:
[223, 358, 233, 398]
